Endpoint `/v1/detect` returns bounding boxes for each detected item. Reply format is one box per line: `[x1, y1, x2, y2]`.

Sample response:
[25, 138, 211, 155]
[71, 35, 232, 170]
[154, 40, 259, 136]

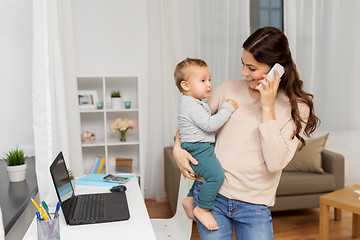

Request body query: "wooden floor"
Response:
[145, 198, 360, 240]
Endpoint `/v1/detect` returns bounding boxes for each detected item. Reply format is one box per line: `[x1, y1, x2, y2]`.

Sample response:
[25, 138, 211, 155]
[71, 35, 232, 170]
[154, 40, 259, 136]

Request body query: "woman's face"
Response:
[241, 49, 271, 90]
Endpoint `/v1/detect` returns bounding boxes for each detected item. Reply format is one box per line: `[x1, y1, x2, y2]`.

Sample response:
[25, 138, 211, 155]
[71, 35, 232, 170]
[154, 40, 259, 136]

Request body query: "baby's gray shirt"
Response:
[178, 95, 235, 143]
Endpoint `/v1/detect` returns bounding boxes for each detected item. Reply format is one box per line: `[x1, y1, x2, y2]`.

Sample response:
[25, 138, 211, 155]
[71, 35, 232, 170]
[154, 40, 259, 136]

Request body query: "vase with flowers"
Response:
[110, 118, 136, 141]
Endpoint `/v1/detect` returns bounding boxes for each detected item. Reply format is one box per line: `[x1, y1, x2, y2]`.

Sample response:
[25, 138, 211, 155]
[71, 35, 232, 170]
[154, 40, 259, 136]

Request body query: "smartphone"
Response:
[103, 174, 129, 183]
[258, 63, 285, 89]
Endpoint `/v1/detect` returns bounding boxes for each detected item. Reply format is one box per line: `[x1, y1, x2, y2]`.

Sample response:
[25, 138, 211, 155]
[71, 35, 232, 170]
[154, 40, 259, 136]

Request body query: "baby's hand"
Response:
[223, 99, 239, 110]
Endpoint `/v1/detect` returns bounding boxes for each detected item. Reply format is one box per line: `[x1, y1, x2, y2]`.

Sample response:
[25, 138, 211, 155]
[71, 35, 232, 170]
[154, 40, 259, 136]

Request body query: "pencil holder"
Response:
[37, 214, 60, 240]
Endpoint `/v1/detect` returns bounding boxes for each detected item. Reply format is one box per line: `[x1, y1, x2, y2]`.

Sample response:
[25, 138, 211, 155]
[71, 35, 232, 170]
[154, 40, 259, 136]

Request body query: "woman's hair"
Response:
[174, 58, 208, 93]
[243, 27, 319, 150]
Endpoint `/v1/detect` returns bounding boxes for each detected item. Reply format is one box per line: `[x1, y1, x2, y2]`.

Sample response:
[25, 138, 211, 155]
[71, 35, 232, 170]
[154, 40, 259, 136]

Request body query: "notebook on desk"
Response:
[50, 151, 130, 225]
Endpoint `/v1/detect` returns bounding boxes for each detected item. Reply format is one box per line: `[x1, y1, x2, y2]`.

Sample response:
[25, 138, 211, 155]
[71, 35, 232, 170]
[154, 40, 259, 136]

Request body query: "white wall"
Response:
[0, 0, 34, 156]
[72, 0, 148, 76]
[325, 130, 360, 185]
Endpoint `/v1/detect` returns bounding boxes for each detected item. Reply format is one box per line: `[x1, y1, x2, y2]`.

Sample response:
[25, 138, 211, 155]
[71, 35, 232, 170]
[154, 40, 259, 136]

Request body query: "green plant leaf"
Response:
[111, 90, 121, 98]
[4, 148, 25, 166]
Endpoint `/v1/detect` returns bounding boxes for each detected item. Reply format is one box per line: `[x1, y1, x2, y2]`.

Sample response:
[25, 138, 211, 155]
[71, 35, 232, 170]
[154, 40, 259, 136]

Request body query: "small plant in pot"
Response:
[111, 90, 121, 98]
[111, 90, 122, 109]
[4, 148, 27, 182]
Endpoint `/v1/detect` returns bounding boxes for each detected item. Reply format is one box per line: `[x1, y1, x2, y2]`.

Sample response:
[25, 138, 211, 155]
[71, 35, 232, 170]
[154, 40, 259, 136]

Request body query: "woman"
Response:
[173, 27, 319, 239]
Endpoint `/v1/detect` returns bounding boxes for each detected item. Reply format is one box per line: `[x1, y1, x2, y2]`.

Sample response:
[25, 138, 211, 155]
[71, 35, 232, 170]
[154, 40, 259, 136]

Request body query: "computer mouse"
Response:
[110, 185, 127, 192]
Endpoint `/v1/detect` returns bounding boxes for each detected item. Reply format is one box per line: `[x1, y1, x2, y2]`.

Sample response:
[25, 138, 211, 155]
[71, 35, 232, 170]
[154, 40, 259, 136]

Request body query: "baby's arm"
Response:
[190, 100, 238, 132]
[223, 98, 239, 110]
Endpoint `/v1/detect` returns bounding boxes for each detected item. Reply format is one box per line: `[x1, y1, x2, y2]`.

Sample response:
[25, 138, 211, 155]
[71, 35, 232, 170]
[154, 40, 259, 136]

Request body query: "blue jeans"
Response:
[181, 142, 224, 210]
[193, 181, 274, 240]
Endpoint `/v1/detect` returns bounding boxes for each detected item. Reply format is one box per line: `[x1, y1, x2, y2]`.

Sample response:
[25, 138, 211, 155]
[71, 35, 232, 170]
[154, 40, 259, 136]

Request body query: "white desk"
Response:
[23, 176, 156, 239]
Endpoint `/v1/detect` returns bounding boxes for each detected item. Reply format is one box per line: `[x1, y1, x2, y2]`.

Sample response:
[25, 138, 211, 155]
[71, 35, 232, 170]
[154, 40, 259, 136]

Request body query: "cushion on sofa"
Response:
[284, 133, 329, 173]
[276, 171, 335, 196]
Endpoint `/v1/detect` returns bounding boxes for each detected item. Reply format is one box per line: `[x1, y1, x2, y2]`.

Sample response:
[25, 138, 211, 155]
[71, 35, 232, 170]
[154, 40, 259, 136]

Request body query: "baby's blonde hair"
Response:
[174, 58, 208, 93]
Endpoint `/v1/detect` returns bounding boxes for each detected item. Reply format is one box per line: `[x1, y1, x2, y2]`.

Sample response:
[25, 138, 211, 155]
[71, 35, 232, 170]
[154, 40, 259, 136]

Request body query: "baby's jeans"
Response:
[181, 142, 224, 210]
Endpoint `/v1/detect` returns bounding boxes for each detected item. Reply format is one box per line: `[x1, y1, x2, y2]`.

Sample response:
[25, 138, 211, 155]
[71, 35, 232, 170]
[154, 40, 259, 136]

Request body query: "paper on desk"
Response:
[75, 173, 134, 187]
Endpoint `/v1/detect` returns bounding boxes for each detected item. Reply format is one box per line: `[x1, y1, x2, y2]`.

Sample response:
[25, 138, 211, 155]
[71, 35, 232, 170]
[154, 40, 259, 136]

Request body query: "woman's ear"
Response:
[180, 80, 189, 91]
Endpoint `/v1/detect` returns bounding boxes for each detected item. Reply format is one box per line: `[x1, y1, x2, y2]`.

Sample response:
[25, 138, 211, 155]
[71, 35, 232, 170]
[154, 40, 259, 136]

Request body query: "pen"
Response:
[31, 198, 41, 212]
[31, 198, 48, 221]
[54, 202, 61, 218]
[36, 211, 43, 221]
[39, 205, 49, 221]
[40, 205, 50, 221]
[42, 201, 52, 219]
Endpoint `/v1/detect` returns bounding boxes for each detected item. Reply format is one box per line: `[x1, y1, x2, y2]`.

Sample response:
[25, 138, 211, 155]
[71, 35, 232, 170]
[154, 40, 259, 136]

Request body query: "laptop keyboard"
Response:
[78, 194, 105, 221]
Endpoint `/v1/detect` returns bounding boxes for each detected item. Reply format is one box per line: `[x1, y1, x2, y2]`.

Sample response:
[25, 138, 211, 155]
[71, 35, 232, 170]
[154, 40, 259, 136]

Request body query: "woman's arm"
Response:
[172, 131, 198, 180]
[259, 104, 309, 172]
[257, 71, 310, 172]
[256, 70, 281, 122]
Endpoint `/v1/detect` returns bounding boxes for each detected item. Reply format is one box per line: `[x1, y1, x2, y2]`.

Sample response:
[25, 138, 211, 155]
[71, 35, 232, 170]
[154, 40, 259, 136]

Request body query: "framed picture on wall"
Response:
[78, 90, 99, 109]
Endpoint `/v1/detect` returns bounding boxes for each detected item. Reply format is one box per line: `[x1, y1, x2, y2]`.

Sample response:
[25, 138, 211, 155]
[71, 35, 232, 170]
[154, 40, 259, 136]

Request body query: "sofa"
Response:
[164, 145, 344, 214]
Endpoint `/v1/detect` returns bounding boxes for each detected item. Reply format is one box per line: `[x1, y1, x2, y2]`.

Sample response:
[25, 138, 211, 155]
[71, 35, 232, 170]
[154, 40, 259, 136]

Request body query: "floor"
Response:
[145, 198, 360, 240]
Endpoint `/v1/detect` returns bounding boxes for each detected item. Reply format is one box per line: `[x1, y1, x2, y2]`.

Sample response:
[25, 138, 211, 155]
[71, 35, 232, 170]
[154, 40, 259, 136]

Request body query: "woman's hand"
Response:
[173, 131, 198, 180]
[255, 70, 281, 121]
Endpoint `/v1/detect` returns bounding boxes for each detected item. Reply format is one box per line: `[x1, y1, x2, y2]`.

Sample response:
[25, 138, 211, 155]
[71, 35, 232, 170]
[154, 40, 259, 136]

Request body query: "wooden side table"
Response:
[319, 185, 360, 239]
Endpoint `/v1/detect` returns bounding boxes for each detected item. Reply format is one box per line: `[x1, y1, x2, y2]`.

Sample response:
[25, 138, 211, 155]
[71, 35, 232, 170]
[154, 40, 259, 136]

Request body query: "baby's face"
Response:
[183, 66, 212, 100]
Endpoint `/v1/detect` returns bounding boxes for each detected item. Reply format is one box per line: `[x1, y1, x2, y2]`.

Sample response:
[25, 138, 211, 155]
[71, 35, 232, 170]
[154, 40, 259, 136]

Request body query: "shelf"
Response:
[80, 108, 139, 113]
[107, 141, 140, 146]
[80, 109, 104, 113]
[77, 76, 142, 185]
[106, 108, 139, 112]
[81, 141, 106, 147]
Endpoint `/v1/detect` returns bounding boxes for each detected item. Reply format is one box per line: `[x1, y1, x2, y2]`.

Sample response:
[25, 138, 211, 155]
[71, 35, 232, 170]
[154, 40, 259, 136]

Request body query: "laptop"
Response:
[49, 151, 130, 225]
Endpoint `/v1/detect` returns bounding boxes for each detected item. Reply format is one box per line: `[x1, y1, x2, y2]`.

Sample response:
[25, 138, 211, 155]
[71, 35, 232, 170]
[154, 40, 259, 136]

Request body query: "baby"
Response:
[175, 58, 238, 230]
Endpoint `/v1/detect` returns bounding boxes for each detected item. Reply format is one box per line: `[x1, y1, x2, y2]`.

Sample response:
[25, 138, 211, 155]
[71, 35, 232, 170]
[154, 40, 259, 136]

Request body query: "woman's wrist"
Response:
[173, 143, 181, 151]
[261, 106, 276, 122]
[174, 131, 181, 147]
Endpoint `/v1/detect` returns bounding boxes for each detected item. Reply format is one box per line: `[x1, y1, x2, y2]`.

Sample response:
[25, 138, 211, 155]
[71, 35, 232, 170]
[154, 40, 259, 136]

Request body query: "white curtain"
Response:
[284, 0, 360, 184]
[197, 1, 250, 88]
[32, 0, 72, 198]
[145, 0, 250, 200]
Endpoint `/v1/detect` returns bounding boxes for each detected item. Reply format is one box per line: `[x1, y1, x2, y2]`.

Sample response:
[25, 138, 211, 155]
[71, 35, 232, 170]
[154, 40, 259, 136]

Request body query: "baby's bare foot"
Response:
[193, 206, 218, 230]
[182, 197, 195, 220]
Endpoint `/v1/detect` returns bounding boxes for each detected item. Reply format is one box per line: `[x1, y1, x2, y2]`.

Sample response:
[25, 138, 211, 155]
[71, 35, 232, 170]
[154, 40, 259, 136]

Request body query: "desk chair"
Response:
[151, 176, 194, 240]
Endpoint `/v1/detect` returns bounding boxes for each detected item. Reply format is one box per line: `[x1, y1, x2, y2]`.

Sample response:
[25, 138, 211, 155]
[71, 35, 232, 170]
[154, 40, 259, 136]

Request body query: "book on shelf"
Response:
[115, 158, 133, 173]
[91, 156, 105, 174]
[97, 157, 105, 173]
[90, 156, 100, 173]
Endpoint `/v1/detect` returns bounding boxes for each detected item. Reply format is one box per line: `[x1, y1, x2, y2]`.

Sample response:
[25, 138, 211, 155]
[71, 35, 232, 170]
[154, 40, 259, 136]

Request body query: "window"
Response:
[250, 0, 283, 33]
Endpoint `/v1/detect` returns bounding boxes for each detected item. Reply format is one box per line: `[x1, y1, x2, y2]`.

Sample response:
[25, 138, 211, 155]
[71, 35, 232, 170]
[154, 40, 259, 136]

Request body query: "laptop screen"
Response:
[50, 152, 75, 221]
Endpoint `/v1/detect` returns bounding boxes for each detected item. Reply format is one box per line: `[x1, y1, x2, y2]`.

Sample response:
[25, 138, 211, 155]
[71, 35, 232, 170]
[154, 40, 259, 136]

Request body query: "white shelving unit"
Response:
[77, 76, 142, 181]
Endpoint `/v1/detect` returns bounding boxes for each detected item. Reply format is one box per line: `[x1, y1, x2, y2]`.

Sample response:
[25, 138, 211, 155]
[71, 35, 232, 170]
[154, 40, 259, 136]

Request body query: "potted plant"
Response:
[111, 90, 122, 109]
[4, 148, 27, 182]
